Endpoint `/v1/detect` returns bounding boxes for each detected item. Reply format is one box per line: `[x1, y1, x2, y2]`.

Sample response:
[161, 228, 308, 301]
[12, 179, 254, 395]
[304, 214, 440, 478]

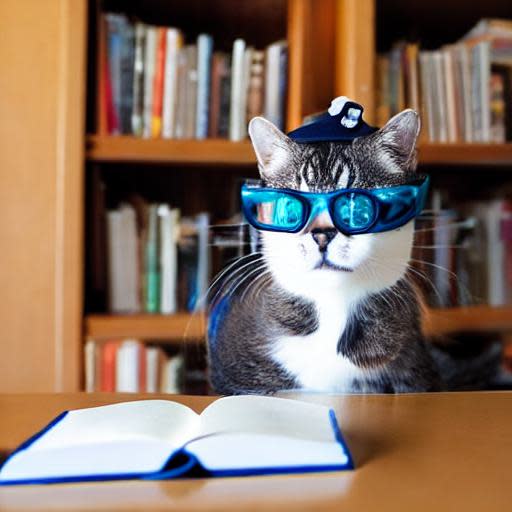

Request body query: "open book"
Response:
[0, 396, 353, 484]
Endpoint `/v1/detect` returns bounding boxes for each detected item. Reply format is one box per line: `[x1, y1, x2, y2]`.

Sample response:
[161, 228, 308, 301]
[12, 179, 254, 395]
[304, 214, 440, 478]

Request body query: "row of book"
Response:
[413, 196, 512, 307]
[84, 339, 184, 393]
[107, 203, 210, 314]
[102, 13, 288, 141]
[376, 18, 512, 143]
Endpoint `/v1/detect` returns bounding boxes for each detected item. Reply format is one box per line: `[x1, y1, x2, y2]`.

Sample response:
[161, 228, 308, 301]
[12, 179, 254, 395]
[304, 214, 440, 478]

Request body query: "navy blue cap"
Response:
[287, 97, 378, 143]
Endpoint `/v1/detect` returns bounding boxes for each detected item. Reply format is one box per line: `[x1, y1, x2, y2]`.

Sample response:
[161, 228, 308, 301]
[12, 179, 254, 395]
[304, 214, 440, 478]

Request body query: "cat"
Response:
[206, 109, 482, 395]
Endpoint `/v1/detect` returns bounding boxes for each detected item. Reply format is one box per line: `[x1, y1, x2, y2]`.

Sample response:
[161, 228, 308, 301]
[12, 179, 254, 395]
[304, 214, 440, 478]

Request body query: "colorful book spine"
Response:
[145, 205, 161, 313]
[151, 28, 167, 138]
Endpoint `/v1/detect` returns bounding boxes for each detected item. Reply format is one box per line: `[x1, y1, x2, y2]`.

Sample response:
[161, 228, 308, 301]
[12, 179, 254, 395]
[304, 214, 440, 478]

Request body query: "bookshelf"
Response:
[2, 0, 512, 393]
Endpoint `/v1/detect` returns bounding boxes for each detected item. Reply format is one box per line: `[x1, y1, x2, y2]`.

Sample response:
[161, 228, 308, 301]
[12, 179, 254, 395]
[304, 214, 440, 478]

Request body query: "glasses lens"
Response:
[245, 191, 304, 231]
[334, 193, 375, 230]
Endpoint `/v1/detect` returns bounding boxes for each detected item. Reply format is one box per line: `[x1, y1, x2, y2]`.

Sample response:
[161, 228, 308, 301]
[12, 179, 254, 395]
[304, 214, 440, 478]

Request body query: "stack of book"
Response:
[413, 196, 512, 307]
[376, 18, 512, 143]
[106, 203, 210, 314]
[84, 339, 184, 393]
[102, 13, 288, 141]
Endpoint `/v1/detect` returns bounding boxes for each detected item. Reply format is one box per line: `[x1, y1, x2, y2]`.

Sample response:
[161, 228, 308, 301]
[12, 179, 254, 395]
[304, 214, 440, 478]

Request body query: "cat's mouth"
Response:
[313, 254, 353, 273]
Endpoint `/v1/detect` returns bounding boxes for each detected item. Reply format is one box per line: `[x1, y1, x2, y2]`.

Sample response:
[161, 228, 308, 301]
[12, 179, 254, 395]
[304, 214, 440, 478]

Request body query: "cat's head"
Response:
[248, 110, 421, 298]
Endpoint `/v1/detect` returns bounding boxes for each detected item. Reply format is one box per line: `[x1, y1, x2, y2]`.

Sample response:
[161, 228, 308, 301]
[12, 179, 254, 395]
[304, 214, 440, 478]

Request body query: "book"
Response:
[162, 28, 183, 138]
[0, 396, 353, 484]
[195, 34, 213, 139]
[100, 341, 120, 392]
[151, 27, 167, 138]
[159, 205, 180, 314]
[142, 26, 157, 138]
[131, 23, 146, 136]
[106, 204, 140, 313]
[209, 52, 229, 137]
[144, 204, 161, 313]
[229, 38, 247, 141]
[115, 340, 141, 392]
[264, 40, 287, 129]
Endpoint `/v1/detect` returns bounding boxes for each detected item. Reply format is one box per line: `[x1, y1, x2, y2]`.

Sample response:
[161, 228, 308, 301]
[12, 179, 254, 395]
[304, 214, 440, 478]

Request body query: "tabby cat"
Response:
[207, 110, 457, 394]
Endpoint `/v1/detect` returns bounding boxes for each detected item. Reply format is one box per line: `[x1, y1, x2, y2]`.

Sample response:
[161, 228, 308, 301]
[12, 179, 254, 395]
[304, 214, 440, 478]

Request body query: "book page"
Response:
[187, 396, 350, 472]
[199, 395, 336, 441]
[0, 400, 200, 482]
[30, 400, 199, 450]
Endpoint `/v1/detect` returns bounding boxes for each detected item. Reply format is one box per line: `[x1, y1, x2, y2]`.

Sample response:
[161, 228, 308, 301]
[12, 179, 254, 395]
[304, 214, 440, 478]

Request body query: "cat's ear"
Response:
[248, 117, 295, 180]
[372, 109, 421, 171]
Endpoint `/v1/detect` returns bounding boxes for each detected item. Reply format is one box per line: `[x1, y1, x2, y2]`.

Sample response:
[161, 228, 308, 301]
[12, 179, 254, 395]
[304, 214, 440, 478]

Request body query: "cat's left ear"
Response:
[370, 109, 421, 171]
[248, 117, 296, 180]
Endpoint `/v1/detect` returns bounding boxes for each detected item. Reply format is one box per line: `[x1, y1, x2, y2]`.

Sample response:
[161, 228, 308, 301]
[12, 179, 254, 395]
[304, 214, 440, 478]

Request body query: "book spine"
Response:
[159, 206, 179, 314]
[162, 29, 183, 138]
[442, 48, 458, 143]
[100, 341, 119, 392]
[116, 340, 141, 392]
[119, 17, 135, 134]
[277, 44, 288, 130]
[184, 46, 198, 139]
[145, 346, 161, 393]
[246, 50, 264, 122]
[229, 38, 246, 141]
[218, 56, 231, 138]
[419, 52, 435, 142]
[131, 23, 146, 136]
[145, 205, 161, 313]
[84, 339, 96, 392]
[151, 27, 167, 138]
[194, 212, 210, 311]
[105, 14, 123, 135]
[143, 27, 157, 138]
[195, 34, 213, 139]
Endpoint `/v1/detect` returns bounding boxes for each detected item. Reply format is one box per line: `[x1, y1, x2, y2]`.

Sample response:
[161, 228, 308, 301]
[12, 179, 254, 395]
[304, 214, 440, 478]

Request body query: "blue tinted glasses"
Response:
[241, 176, 429, 235]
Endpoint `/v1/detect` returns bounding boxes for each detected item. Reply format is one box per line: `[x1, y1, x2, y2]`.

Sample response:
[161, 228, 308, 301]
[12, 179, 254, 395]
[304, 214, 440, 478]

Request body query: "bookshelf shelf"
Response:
[86, 136, 512, 168]
[86, 305, 512, 343]
[85, 313, 205, 342]
[86, 135, 256, 166]
[423, 305, 512, 336]
[418, 144, 512, 167]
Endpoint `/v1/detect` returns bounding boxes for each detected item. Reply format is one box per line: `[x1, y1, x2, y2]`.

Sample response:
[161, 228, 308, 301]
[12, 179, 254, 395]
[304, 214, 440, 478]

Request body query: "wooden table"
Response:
[0, 392, 511, 511]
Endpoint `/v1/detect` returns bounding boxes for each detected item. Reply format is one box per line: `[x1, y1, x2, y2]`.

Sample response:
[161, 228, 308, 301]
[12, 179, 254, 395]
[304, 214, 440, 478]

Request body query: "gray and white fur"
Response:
[207, 110, 448, 394]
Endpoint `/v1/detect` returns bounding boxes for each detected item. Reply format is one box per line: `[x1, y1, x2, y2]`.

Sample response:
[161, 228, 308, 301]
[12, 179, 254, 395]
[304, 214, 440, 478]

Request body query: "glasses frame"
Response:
[241, 175, 430, 235]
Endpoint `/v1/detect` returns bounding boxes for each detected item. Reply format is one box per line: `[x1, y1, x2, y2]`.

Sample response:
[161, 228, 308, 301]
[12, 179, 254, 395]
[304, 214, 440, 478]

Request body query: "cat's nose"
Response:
[311, 228, 337, 252]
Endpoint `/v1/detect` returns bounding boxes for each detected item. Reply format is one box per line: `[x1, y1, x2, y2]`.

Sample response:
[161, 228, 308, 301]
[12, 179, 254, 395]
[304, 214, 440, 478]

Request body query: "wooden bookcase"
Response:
[2, 0, 512, 392]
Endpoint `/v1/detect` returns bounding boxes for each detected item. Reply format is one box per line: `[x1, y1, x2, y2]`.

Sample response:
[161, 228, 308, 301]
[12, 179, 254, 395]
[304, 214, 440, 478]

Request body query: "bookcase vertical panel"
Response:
[334, 0, 375, 123]
[287, 0, 336, 130]
[0, 0, 86, 391]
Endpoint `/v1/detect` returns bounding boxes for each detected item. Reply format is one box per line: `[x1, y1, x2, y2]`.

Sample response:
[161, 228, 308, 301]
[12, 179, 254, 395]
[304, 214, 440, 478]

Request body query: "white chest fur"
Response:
[271, 286, 366, 392]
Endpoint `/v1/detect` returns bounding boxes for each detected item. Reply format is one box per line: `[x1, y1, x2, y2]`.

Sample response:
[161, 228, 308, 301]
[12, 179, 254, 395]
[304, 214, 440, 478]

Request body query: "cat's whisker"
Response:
[208, 257, 265, 307]
[240, 270, 273, 302]
[206, 253, 263, 302]
[413, 219, 474, 234]
[226, 264, 269, 301]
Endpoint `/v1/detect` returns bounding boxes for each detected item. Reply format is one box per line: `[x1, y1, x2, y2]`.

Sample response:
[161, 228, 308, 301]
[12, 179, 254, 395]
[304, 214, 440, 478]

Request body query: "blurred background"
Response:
[1, 0, 512, 393]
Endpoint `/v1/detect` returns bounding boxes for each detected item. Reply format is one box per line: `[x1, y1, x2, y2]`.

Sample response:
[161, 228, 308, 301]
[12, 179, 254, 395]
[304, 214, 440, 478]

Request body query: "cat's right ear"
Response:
[248, 117, 294, 180]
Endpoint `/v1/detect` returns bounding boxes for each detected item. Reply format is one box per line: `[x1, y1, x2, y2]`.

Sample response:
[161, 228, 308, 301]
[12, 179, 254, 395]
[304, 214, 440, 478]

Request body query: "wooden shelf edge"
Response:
[86, 305, 512, 343]
[418, 143, 512, 166]
[423, 305, 512, 336]
[85, 313, 206, 342]
[86, 135, 256, 165]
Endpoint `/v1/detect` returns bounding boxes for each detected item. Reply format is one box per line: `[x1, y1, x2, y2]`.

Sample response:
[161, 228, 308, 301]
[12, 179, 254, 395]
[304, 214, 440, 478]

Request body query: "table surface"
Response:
[0, 392, 511, 512]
